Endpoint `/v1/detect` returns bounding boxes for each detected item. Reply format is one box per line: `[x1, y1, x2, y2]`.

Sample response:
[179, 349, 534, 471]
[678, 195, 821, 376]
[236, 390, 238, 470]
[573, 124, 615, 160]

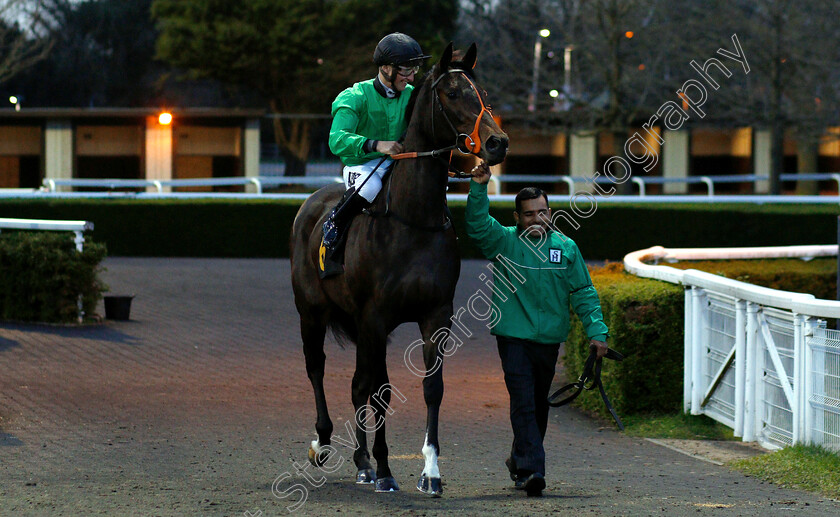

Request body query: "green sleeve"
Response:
[329, 109, 369, 162]
[568, 243, 609, 341]
[465, 180, 509, 259]
[328, 90, 373, 162]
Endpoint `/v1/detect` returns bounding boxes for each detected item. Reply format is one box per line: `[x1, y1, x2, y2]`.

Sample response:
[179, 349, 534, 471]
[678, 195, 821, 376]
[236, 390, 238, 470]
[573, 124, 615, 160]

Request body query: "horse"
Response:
[290, 42, 508, 497]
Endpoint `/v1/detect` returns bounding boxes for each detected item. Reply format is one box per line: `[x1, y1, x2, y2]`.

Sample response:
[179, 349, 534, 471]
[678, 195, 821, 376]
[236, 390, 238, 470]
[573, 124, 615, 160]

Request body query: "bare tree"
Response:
[0, 0, 54, 86]
[460, 0, 671, 192]
[676, 0, 840, 194]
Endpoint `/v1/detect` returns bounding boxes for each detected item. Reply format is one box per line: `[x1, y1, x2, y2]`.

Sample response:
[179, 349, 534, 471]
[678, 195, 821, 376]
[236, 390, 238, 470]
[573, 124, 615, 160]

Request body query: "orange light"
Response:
[638, 64, 646, 71]
[625, 31, 634, 39]
[158, 112, 173, 125]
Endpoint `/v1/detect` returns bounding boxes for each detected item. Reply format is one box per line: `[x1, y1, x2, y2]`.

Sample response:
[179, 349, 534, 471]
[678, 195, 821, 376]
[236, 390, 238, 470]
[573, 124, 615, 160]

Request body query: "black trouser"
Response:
[496, 335, 560, 477]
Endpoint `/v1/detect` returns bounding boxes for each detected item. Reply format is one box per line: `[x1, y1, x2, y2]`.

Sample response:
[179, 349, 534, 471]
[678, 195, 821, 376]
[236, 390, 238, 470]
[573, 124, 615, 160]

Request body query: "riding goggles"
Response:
[396, 65, 420, 77]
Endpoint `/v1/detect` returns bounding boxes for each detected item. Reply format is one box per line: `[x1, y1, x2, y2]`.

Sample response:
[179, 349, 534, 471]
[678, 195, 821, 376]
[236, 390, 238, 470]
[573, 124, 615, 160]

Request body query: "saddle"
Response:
[548, 347, 625, 430]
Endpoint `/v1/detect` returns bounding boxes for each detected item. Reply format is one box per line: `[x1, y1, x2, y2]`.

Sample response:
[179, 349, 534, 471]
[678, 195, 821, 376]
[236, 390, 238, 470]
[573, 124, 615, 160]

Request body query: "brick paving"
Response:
[0, 258, 838, 516]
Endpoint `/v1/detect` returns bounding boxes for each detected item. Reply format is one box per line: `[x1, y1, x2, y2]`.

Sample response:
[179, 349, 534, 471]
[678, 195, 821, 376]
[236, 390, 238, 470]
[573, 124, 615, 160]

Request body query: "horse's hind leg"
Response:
[301, 315, 334, 467]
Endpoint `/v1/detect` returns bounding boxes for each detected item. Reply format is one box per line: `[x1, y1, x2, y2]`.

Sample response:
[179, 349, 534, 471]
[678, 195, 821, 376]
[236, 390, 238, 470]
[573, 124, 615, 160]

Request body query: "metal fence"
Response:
[625, 245, 840, 451]
[10, 171, 835, 199]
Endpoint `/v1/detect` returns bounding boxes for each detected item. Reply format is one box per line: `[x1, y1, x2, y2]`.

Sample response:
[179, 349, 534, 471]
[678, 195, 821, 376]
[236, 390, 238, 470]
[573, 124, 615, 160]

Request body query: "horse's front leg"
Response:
[415, 308, 452, 497]
[370, 353, 399, 492]
[351, 344, 377, 485]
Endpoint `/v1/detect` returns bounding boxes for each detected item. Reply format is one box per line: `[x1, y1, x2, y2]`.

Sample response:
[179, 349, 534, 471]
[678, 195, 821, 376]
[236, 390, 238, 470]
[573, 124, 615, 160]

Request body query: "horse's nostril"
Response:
[486, 136, 508, 156]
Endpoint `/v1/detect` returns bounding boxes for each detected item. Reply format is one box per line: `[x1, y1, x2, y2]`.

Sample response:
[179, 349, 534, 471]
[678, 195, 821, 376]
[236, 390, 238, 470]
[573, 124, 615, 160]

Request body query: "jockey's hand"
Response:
[376, 140, 404, 155]
[590, 339, 608, 359]
[470, 161, 491, 184]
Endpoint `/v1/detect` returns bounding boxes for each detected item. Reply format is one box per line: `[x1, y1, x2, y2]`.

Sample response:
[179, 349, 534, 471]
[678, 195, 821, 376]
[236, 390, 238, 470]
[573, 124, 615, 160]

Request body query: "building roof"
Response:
[0, 107, 265, 120]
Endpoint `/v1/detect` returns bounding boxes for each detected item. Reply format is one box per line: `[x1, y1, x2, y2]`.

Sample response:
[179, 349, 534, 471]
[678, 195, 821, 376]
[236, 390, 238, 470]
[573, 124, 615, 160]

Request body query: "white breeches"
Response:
[343, 158, 394, 203]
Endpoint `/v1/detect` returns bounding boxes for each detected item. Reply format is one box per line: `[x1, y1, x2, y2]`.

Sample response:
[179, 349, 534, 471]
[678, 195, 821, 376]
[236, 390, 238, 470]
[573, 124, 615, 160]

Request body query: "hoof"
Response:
[356, 468, 376, 484]
[374, 476, 400, 492]
[416, 473, 443, 497]
[308, 445, 329, 468]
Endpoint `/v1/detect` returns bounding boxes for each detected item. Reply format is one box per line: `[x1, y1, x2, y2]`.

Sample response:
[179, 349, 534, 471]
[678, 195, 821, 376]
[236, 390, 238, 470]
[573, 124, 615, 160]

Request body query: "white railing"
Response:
[36, 172, 840, 199]
[42, 176, 344, 194]
[0, 217, 93, 251]
[624, 245, 840, 451]
[0, 218, 95, 321]
[490, 173, 840, 197]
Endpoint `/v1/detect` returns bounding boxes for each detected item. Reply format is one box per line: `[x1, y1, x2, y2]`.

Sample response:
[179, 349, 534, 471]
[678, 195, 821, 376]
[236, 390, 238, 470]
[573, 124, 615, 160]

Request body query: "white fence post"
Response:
[803, 318, 818, 446]
[734, 299, 747, 437]
[793, 313, 803, 444]
[754, 308, 768, 445]
[690, 287, 706, 415]
[684, 287, 694, 413]
[743, 302, 758, 442]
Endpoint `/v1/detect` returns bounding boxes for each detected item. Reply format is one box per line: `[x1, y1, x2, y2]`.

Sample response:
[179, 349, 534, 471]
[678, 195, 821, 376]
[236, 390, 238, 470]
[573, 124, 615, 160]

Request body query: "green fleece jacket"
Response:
[328, 79, 413, 166]
[465, 181, 609, 345]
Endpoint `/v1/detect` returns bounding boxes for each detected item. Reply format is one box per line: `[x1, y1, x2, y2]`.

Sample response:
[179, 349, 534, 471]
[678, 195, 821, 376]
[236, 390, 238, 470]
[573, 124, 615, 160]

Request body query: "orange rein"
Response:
[392, 150, 464, 178]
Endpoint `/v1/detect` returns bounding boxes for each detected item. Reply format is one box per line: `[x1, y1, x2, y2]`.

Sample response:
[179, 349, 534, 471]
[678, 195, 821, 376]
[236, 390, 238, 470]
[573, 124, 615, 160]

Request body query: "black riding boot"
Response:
[319, 188, 369, 278]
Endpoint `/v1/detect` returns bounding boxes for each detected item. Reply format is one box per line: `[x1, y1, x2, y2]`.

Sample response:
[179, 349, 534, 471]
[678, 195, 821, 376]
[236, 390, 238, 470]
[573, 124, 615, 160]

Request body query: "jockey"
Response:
[320, 32, 429, 275]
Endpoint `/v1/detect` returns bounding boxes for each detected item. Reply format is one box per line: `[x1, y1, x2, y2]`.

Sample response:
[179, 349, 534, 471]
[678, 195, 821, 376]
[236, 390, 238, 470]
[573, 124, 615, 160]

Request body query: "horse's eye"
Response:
[446, 90, 458, 99]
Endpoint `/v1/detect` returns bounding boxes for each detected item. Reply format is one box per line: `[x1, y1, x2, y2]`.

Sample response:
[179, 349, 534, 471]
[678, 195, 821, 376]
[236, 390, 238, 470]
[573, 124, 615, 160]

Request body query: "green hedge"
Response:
[0, 199, 301, 257]
[1, 199, 838, 258]
[565, 263, 685, 416]
[668, 258, 836, 300]
[0, 232, 107, 323]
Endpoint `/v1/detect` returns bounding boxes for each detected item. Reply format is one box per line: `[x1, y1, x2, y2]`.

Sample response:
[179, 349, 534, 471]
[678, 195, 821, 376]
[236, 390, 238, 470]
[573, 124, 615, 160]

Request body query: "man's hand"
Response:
[376, 140, 404, 155]
[470, 161, 491, 184]
[590, 339, 608, 359]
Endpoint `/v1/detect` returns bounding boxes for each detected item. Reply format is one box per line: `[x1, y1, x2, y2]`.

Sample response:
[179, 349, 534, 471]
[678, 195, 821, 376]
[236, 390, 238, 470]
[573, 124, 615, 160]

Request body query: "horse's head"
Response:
[426, 43, 509, 166]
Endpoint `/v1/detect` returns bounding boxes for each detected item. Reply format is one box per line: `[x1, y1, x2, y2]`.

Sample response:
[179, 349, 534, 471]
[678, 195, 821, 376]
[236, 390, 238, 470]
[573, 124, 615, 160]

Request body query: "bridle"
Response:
[392, 67, 493, 177]
[430, 68, 493, 155]
[368, 66, 494, 230]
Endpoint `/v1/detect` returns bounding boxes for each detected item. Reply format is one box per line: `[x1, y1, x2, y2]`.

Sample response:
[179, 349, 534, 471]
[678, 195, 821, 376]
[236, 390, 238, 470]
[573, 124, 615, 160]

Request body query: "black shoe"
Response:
[321, 188, 363, 251]
[514, 472, 545, 496]
[505, 457, 517, 481]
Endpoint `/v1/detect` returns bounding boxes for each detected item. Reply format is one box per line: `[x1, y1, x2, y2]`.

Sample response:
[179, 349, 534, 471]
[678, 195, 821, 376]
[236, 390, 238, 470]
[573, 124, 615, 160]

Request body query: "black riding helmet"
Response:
[373, 33, 430, 67]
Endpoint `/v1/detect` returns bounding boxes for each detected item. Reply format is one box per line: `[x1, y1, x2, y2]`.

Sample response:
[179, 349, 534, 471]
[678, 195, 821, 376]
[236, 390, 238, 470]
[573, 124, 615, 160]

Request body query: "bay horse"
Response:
[290, 43, 508, 497]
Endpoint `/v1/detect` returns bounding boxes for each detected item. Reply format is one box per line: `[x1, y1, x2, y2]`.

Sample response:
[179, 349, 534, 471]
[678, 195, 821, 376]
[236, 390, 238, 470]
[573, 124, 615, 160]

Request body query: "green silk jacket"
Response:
[465, 181, 609, 345]
[328, 79, 413, 166]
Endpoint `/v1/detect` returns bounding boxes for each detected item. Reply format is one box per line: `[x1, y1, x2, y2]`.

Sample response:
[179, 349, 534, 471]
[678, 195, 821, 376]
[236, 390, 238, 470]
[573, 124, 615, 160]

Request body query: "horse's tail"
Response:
[326, 311, 357, 349]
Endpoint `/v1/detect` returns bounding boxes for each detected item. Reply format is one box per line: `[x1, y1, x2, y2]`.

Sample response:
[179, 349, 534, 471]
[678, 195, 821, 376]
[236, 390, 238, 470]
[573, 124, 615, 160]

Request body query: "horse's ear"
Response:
[440, 42, 454, 71]
[463, 43, 477, 70]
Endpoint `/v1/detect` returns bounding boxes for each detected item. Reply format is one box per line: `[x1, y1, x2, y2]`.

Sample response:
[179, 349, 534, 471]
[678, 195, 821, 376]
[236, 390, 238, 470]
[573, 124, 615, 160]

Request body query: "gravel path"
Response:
[0, 258, 837, 516]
